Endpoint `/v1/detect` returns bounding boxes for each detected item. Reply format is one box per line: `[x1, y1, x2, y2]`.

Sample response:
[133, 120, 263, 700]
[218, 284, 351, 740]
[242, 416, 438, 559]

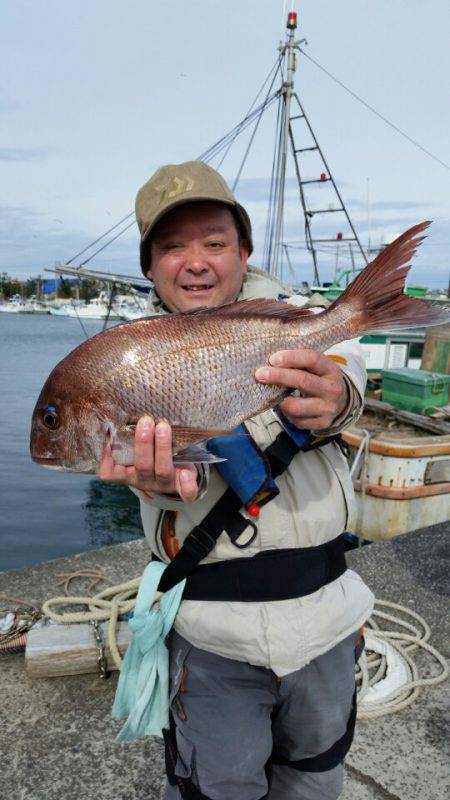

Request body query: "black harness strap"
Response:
[157, 430, 340, 595]
[157, 486, 243, 593]
[181, 537, 346, 602]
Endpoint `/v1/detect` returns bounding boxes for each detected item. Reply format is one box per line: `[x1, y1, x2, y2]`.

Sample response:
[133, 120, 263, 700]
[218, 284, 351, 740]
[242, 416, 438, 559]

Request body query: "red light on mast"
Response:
[337, 232, 343, 241]
[287, 12, 297, 29]
[320, 172, 327, 181]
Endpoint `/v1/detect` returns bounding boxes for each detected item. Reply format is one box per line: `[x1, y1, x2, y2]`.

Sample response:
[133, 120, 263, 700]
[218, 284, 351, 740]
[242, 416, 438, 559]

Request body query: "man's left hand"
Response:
[255, 348, 349, 430]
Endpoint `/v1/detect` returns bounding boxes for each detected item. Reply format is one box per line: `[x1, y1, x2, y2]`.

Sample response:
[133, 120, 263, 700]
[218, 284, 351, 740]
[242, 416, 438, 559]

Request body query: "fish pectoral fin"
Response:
[172, 425, 243, 465]
[173, 444, 226, 465]
[171, 424, 238, 443]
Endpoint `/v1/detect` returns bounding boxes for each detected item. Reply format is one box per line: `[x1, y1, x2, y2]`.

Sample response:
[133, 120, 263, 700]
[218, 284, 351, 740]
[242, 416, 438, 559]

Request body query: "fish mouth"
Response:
[32, 455, 64, 466]
[32, 454, 96, 473]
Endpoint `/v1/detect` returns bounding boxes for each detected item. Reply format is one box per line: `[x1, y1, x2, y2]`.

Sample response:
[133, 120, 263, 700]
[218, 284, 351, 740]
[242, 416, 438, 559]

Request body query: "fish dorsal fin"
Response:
[176, 298, 316, 323]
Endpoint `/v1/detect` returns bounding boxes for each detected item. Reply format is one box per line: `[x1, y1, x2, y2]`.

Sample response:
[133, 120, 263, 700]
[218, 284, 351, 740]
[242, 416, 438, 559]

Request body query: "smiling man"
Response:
[147, 201, 249, 312]
[99, 161, 373, 800]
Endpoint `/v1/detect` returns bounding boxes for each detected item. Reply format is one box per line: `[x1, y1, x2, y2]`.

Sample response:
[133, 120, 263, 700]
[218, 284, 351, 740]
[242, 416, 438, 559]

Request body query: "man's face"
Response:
[147, 202, 249, 313]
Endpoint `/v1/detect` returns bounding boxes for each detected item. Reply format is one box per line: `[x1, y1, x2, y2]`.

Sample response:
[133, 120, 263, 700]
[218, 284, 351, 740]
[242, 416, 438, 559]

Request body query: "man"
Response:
[99, 161, 374, 800]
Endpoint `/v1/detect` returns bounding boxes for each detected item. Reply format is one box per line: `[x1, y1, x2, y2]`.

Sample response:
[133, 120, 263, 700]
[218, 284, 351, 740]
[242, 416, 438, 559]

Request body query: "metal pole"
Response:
[271, 11, 298, 276]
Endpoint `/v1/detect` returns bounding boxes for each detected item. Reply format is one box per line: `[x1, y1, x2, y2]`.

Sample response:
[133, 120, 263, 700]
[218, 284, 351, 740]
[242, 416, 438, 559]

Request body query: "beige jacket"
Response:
[133, 267, 374, 675]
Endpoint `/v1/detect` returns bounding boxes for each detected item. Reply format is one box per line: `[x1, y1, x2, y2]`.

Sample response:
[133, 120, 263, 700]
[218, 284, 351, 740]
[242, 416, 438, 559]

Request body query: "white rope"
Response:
[356, 600, 449, 719]
[42, 578, 141, 669]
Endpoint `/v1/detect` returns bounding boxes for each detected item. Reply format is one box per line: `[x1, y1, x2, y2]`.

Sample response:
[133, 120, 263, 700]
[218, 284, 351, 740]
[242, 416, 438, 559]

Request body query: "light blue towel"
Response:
[112, 561, 185, 741]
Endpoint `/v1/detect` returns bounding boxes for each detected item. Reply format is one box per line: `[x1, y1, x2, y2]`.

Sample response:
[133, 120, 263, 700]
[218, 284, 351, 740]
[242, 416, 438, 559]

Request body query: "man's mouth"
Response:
[181, 284, 215, 293]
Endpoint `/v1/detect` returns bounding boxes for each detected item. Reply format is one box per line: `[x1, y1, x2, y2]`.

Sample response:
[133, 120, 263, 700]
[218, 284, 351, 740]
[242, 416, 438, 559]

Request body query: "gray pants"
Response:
[164, 630, 359, 800]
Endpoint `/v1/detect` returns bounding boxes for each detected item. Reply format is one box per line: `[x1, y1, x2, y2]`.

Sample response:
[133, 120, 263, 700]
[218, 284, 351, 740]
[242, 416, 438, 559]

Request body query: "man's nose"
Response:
[184, 244, 209, 272]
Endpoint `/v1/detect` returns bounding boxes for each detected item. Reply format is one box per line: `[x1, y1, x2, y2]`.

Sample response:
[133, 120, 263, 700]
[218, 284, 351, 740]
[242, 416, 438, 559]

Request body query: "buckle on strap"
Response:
[184, 527, 218, 560]
[231, 518, 258, 550]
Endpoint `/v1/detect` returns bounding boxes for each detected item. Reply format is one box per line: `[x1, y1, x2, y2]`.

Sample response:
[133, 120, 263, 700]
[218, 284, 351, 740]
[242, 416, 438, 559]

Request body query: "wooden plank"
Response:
[25, 621, 131, 678]
[364, 398, 450, 435]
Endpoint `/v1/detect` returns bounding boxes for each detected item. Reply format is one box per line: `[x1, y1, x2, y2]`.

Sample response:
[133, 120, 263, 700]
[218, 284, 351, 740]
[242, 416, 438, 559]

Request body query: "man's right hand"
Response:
[97, 416, 199, 503]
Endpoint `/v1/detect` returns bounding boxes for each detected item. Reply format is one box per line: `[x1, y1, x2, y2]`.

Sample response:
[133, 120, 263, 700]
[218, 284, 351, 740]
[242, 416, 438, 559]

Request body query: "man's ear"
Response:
[239, 241, 249, 273]
[145, 268, 153, 281]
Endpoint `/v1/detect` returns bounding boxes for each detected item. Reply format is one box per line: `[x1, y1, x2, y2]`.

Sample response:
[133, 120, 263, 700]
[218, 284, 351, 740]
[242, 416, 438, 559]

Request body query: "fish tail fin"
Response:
[328, 221, 450, 335]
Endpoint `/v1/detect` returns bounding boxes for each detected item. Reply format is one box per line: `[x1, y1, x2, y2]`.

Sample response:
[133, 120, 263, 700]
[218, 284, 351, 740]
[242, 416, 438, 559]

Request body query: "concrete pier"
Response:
[0, 524, 448, 800]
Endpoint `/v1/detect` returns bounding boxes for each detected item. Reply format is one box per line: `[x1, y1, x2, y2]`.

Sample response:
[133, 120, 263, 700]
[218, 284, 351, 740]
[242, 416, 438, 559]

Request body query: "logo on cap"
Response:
[154, 175, 195, 206]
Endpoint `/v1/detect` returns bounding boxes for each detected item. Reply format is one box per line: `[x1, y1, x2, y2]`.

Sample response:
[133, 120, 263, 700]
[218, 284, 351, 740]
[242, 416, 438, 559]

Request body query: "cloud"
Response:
[233, 176, 299, 202]
[0, 97, 19, 114]
[0, 147, 53, 162]
[346, 198, 439, 212]
[0, 205, 140, 280]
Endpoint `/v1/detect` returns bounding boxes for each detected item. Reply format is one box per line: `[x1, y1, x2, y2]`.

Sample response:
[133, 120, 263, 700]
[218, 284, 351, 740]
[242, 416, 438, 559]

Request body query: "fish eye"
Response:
[42, 406, 60, 430]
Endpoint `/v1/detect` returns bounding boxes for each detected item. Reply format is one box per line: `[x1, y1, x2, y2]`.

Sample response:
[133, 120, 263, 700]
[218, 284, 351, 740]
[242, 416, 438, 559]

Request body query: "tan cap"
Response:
[135, 161, 253, 274]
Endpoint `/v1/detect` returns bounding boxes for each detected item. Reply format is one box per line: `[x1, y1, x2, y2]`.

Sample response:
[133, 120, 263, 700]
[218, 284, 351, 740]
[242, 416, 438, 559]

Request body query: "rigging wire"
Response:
[264, 54, 287, 274]
[232, 58, 284, 192]
[197, 91, 281, 165]
[101, 282, 117, 332]
[68, 288, 90, 339]
[216, 55, 283, 172]
[79, 221, 136, 267]
[67, 213, 135, 266]
[263, 88, 286, 272]
[299, 49, 450, 172]
[62, 90, 280, 278]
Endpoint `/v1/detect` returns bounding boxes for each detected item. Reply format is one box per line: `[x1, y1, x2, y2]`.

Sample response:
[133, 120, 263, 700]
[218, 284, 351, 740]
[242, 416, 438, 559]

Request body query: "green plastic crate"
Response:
[382, 368, 450, 415]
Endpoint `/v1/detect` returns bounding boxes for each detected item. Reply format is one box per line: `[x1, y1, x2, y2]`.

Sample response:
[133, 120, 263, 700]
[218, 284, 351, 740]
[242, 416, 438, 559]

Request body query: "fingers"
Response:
[134, 416, 155, 476]
[153, 421, 175, 488]
[134, 418, 175, 492]
[278, 395, 338, 430]
[174, 465, 199, 504]
[255, 348, 349, 431]
[255, 349, 343, 399]
[97, 441, 130, 483]
[270, 349, 336, 376]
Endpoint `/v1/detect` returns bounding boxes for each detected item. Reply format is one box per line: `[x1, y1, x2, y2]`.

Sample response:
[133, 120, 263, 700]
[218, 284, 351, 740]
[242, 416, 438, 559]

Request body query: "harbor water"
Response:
[0, 312, 143, 571]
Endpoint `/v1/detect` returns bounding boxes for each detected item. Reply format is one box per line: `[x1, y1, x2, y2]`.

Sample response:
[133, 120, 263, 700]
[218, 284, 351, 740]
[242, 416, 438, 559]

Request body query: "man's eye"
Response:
[208, 241, 224, 248]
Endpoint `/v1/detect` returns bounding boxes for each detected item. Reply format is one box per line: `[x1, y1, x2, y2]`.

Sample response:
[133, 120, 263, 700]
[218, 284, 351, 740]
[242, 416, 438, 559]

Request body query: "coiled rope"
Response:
[42, 574, 140, 669]
[356, 599, 448, 719]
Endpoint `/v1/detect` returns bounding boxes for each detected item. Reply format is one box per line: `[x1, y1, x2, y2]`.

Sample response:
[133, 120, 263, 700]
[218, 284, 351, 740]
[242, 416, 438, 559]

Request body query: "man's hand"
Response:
[255, 349, 349, 430]
[97, 417, 199, 503]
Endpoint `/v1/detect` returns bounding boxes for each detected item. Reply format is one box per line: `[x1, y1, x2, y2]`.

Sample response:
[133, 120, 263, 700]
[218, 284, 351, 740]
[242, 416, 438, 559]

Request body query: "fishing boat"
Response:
[0, 296, 29, 313]
[41, 8, 449, 542]
[0, 296, 49, 314]
[344, 409, 450, 542]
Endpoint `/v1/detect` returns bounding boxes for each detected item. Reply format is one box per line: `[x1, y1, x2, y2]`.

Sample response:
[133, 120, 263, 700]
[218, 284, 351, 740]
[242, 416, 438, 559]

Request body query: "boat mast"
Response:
[269, 8, 368, 284]
[271, 11, 298, 276]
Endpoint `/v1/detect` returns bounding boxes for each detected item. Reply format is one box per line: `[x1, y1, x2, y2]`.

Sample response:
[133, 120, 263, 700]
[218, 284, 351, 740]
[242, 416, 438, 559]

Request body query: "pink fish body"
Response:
[30, 222, 448, 472]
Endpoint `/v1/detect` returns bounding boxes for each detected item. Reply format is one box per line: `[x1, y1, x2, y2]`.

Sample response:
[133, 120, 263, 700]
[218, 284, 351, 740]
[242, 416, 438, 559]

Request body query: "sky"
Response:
[1, 0, 450, 289]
